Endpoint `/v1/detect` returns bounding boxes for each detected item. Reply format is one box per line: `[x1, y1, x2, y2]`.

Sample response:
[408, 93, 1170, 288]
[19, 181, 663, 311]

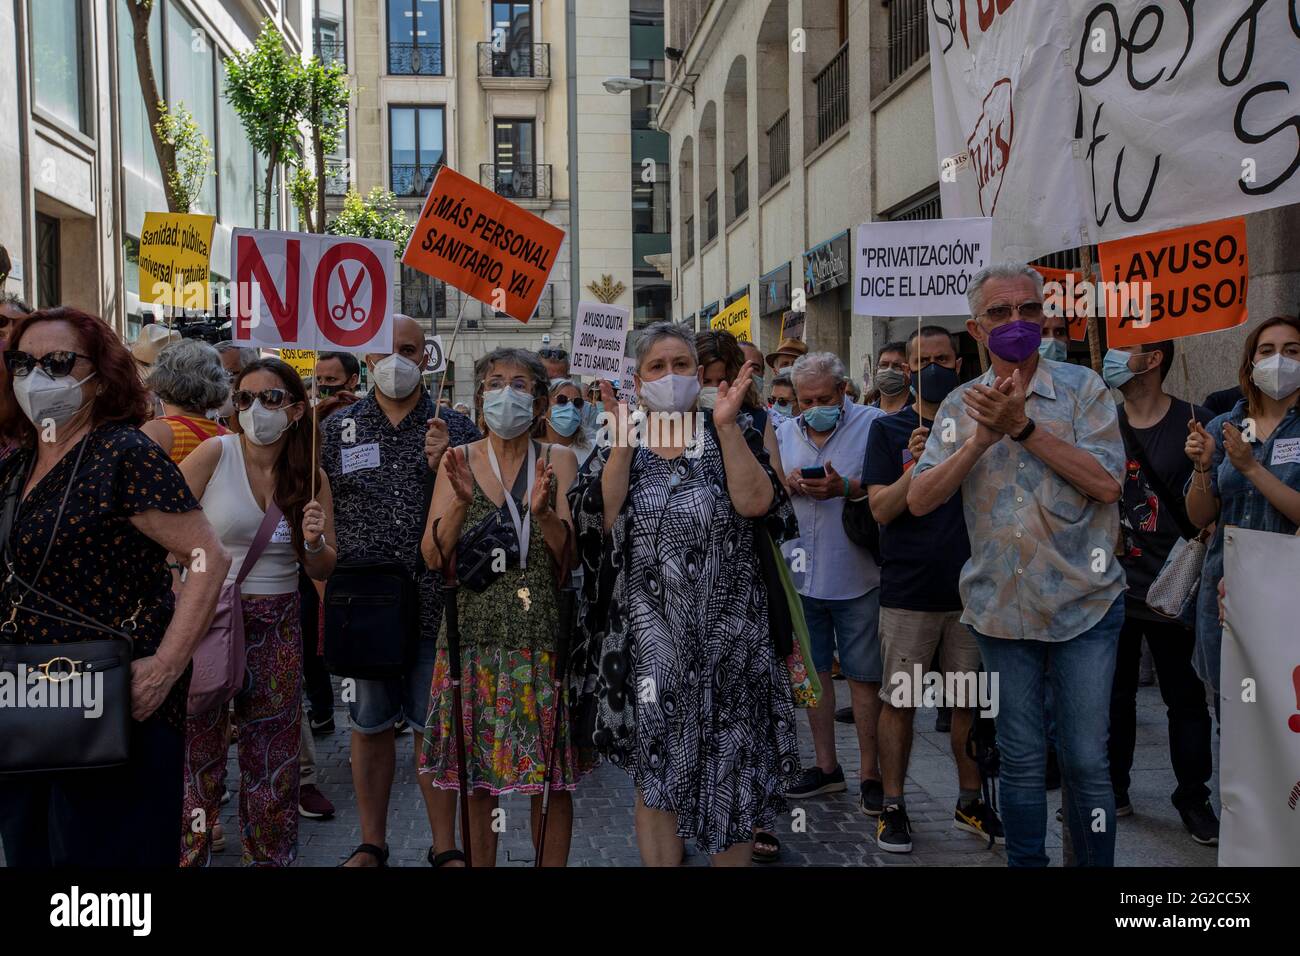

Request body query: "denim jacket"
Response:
[1188, 398, 1300, 691]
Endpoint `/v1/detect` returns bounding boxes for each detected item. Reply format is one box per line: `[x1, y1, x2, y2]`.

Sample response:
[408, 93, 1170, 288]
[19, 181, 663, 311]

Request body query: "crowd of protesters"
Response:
[0, 266, 1297, 869]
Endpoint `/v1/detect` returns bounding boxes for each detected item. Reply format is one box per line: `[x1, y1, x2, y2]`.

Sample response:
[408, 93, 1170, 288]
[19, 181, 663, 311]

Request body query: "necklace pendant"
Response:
[516, 586, 531, 611]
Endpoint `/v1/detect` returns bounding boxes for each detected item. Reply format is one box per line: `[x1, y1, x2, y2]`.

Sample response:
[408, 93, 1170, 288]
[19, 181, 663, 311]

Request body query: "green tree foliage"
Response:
[327, 188, 413, 256]
[154, 102, 213, 213]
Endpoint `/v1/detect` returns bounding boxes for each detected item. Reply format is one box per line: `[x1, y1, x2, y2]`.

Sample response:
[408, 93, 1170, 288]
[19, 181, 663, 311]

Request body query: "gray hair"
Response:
[146, 338, 230, 412]
[790, 351, 847, 389]
[966, 262, 1044, 317]
[633, 321, 696, 373]
[474, 347, 549, 423]
[214, 339, 260, 369]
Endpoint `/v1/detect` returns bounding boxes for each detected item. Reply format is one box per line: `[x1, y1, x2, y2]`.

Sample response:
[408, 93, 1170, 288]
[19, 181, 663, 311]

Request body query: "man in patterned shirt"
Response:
[322, 315, 480, 867]
[909, 264, 1126, 867]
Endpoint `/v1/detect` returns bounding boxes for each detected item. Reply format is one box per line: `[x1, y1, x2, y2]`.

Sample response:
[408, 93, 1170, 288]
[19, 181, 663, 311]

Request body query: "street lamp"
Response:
[602, 75, 696, 108]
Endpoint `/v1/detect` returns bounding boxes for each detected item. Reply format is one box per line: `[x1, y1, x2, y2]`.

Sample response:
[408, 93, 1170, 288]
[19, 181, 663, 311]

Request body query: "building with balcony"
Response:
[661, 0, 1298, 399]
[0, 0, 307, 336]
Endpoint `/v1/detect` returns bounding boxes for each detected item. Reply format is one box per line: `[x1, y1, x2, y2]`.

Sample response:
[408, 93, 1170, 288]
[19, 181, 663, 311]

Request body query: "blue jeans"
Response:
[801, 589, 882, 682]
[973, 597, 1123, 867]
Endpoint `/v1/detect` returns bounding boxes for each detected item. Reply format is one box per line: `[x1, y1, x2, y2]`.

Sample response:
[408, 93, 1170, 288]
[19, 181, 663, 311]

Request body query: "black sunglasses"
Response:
[981, 302, 1045, 322]
[4, 350, 92, 377]
[232, 388, 292, 411]
[538, 348, 568, 360]
[552, 394, 585, 409]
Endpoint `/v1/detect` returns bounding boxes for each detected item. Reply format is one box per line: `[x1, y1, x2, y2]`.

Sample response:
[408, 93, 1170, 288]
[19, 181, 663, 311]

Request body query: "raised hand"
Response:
[963, 368, 1027, 436]
[302, 499, 325, 547]
[713, 363, 753, 427]
[530, 456, 556, 515]
[907, 425, 930, 462]
[1184, 419, 1215, 470]
[425, 415, 450, 471]
[1221, 421, 1256, 475]
[444, 446, 474, 503]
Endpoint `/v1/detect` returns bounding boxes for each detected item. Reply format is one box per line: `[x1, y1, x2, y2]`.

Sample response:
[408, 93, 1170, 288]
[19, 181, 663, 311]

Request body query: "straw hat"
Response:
[131, 324, 182, 366]
[764, 337, 808, 370]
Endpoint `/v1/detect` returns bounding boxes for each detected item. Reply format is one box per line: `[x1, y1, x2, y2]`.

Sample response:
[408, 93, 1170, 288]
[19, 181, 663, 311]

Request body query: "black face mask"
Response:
[916, 363, 960, 406]
[316, 383, 341, 397]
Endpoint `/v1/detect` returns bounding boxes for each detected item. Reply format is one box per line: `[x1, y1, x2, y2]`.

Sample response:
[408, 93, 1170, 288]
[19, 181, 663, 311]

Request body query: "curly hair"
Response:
[0, 307, 152, 447]
[147, 338, 230, 413]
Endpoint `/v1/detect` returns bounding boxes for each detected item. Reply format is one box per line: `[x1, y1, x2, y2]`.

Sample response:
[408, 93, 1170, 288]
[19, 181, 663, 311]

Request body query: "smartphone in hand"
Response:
[800, 465, 826, 480]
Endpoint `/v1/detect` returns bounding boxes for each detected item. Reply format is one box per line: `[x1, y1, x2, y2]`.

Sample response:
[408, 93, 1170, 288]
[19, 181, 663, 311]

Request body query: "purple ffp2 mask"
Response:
[985, 320, 1042, 363]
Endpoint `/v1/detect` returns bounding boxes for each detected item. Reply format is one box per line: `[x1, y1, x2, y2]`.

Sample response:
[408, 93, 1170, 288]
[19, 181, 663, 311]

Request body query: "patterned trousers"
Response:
[181, 591, 302, 867]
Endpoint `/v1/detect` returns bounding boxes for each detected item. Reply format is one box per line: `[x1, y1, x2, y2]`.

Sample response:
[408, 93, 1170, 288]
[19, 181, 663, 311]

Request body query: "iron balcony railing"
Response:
[766, 110, 790, 189]
[684, 215, 695, 261]
[704, 189, 718, 242]
[814, 43, 849, 146]
[732, 156, 749, 218]
[479, 163, 553, 200]
[888, 0, 929, 83]
[477, 41, 550, 79]
[324, 159, 351, 196]
[315, 37, 345, 69]
[390, 162, 443, 197]
[388, 41, 444, 75]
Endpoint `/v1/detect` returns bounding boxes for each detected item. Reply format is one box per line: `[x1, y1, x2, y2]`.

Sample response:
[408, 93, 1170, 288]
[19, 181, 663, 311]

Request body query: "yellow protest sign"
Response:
[710, 293, 752, 343]
[138, 212, 216, 309]
[279, 348, 317, 380]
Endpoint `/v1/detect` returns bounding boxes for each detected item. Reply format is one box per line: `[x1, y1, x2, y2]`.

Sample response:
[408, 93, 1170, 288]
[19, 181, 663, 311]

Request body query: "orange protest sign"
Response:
[1032, 265, 1087, 342]
[1099, 217, 1249, 348]
[402, 165, 565, 323]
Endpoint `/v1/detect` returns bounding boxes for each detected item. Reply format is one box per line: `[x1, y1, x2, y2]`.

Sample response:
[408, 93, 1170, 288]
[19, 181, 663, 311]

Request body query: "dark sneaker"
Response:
[310, 713, 336, 736]
[786, 765, 847, 799]
[859, 778, 885, 817]
[876, 806, 912, 853]
[934, 708, 952, 733]
[955, 797, 1005, 845]
[1115, 792, 1134, 817]
[834, 706, 854, 724]
[299, 784, 336, 820]
[1178, 801, 1219, 846]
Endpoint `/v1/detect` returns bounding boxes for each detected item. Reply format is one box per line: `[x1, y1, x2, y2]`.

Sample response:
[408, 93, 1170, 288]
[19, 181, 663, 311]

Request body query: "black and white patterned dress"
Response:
[573, 420, 800, 854]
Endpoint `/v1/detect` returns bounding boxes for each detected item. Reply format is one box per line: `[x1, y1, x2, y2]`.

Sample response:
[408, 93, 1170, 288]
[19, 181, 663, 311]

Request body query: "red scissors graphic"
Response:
[330, 265, 365, 322]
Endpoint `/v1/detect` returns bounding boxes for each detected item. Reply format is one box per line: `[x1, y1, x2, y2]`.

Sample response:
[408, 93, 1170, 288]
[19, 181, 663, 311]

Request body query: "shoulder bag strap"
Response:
[1118, 407, 1199, 541]
[235, 501, 286, 587]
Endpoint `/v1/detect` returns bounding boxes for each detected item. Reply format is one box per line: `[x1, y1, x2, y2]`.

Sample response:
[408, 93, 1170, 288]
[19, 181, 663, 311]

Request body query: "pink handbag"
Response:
[187, 503, 285, 716]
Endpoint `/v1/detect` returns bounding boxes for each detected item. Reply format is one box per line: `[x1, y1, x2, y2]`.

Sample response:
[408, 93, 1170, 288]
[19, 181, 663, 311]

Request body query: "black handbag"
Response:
[323, 559, 419, 679]
[842, 494, 882, 565]
[0, 441, 134, 776]
[456, 506, 522, 592]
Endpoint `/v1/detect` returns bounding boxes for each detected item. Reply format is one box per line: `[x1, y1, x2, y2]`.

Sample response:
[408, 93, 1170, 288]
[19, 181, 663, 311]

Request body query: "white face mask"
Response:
[1251, 353, 1300, 401]
[371, 353, 422, 399]
[697, 385, 720, 410]
[14, 370, 96, 428]
[637, 373, 701, 413]
[482, 386, 536, 439]
[238, 400, 291, 445]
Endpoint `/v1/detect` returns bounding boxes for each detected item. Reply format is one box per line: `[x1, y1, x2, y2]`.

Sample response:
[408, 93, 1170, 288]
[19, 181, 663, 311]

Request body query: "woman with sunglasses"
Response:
[177, 358, 336, 866]
[421, 347, 582, 866]
[0, 308, 229, 867]
[536, 377, 595, 469]
[139, 338, 230, 464]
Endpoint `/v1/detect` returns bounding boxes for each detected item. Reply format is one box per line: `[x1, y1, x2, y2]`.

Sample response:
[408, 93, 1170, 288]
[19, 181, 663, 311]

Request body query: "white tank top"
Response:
[201, 434, 299, 595]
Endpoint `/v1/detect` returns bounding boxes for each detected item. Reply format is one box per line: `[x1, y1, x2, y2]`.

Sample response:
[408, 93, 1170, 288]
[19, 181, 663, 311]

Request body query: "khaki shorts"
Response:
[878, 606, 983, 707]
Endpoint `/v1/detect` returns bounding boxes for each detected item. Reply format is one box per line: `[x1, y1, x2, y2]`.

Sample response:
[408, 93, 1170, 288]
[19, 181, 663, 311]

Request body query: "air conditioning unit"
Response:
[465, 318, 480, 330]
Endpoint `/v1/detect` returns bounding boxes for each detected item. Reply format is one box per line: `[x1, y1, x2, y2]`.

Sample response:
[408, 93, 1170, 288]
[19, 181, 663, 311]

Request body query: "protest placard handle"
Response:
[434, 294, 470, 417]
[1080, 244, 1102, 375]
[310, 349, 318, 502]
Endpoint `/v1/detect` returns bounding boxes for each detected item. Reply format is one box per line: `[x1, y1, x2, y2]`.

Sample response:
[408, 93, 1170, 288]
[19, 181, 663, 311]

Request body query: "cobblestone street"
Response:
[206, 680, 1220, 868]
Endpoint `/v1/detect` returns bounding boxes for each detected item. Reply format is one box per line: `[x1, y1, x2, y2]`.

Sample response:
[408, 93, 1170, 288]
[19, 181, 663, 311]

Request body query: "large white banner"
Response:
[231, 228, 395, 353]
[928, 2, 1300, 263]
[1218, 527, 1300, 866]
[853, 216, 993, 316]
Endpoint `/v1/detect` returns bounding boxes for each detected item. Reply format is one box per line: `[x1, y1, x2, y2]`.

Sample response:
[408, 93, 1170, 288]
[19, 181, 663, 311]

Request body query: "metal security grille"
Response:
[814, 43, 849, 146]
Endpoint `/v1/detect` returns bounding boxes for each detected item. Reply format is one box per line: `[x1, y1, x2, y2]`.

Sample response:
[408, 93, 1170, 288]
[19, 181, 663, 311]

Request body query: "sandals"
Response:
[341, 843, 389, 867]
[752, 829, 781, 864]
[429, 847, 467, 867]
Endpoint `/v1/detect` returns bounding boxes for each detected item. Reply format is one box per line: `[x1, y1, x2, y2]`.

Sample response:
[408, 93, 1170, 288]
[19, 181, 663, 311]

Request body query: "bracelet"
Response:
[842, 476, 851, 497]
[305, 535, 326, 554]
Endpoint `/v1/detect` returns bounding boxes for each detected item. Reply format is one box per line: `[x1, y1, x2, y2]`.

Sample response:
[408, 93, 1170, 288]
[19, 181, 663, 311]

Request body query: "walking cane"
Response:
[432, 517, 474, 867]
[535, 523, 574, 867]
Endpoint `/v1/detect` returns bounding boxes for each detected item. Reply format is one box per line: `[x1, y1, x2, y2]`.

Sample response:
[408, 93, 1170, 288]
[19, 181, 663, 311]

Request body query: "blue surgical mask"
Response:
[549, 402, 582, 437]
[773, 401, 792, 417]
[1102, 348, 1136, 389]
[1038, 337, 1067, 362]
[483, 386, 536, 439]
[802, 402, 842, 433]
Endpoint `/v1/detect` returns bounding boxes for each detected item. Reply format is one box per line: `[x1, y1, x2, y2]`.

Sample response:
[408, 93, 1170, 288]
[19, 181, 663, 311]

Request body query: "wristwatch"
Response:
[1010, 418, 1036, 442]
